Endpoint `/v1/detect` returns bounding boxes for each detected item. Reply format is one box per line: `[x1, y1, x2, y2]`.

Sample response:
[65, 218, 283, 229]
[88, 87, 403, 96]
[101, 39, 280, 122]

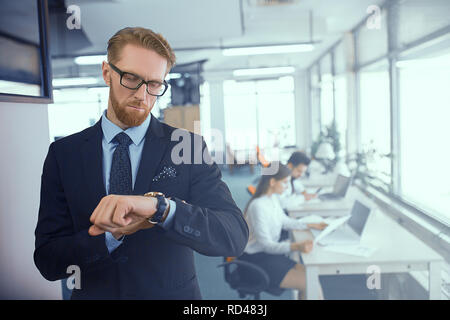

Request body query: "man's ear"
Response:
[102, 61, 111, 87]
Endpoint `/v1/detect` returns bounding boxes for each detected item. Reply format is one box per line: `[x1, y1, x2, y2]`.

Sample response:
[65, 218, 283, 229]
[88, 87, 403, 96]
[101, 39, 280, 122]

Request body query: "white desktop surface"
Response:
[290, 188, 444, 300]
[294, 209, 442, 265]
[287, 198, 353, 217]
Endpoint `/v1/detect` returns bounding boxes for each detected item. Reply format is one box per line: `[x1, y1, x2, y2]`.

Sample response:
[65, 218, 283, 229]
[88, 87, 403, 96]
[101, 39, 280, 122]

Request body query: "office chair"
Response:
[246, 175, 262, 196]
[217, 257, 285, 300]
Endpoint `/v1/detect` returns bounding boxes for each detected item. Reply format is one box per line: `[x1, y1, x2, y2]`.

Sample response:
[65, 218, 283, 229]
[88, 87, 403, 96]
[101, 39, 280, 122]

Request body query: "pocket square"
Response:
[152, 166, 177, 182]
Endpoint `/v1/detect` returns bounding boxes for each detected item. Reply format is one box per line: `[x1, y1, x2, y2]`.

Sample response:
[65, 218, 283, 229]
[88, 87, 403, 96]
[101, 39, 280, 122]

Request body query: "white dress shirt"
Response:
[101, 111, 176, 253]
[244, 194, 309, 255]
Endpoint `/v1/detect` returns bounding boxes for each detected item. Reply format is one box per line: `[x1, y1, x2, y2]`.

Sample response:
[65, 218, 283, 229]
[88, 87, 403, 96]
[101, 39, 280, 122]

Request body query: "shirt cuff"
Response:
[159, 199, 176, 230]
[105, 231, 124, 253]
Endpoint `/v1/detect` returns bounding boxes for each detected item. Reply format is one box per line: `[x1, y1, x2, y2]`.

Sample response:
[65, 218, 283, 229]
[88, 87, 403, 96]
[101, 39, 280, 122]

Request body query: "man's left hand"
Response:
[88, 195, 157, 236]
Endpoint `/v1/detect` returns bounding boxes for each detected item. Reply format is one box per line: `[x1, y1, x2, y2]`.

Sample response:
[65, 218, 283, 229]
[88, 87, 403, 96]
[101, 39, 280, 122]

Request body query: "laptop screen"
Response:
[332, 175, 351, 197]
[348, 200, 371, 235]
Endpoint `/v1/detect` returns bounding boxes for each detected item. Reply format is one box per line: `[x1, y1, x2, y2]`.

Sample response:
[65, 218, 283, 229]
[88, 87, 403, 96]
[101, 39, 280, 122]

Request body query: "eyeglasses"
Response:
[108, 62, 168, 97]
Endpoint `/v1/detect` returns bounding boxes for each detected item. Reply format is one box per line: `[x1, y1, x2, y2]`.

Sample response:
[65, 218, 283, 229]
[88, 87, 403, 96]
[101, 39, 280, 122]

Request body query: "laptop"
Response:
[311, 200, 372, 246]
[319, 174, 352, 201]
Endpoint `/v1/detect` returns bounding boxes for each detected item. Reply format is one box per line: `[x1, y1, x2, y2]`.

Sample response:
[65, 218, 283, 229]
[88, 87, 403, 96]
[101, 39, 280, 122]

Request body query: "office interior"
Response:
[0, 0, 449, 300]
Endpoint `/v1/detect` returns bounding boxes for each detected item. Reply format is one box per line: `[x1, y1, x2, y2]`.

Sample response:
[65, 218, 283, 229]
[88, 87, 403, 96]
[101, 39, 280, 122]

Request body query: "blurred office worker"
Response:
[33, 27, 248, 299]
[240, 162, 326, 300]
[279, 151, 316, 208]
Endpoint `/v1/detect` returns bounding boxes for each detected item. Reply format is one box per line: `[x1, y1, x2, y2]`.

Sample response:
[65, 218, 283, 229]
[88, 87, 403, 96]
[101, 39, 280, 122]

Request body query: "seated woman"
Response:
[239, 162, 327, 300]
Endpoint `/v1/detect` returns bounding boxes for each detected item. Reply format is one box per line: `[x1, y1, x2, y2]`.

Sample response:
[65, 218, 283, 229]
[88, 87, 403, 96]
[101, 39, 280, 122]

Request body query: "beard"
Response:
[109, 82, 152, 127]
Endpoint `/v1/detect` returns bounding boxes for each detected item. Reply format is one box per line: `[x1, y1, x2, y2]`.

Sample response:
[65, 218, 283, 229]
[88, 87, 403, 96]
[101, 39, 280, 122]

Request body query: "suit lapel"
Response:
[132, 114, 169, 195]
[81, 120, 106, 206]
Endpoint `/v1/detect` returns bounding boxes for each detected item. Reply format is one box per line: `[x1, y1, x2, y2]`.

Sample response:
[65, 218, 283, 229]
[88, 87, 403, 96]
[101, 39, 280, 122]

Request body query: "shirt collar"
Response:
[101, 109, 151, 146]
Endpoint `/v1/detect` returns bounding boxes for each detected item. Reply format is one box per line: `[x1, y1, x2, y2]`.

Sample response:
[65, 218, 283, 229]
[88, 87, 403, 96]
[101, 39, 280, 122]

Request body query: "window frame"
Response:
[0, 0, 53, 104]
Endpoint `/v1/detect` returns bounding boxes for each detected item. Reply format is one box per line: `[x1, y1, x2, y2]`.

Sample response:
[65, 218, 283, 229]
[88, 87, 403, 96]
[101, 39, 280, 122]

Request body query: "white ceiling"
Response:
[56, 0, 385, 77]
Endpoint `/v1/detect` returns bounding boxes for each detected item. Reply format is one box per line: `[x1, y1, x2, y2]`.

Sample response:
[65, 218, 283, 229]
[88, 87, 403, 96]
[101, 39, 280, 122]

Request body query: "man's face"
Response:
[102, 44, 168, 128]
[290, 163, 308, 179]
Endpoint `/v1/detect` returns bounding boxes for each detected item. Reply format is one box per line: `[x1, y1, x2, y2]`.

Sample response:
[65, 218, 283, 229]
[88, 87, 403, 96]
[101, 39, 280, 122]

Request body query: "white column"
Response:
[206, 79, 226, 154]
[343, 32, 359, 156]
[294, 70, 311, 152]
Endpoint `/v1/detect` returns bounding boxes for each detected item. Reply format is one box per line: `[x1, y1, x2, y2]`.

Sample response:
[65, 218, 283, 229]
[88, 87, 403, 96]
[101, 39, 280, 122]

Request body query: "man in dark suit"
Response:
[33, 27, 248, 299]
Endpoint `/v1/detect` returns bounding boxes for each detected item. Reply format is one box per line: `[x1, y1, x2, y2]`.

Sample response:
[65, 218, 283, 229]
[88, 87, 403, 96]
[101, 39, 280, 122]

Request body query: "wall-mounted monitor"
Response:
[0, 0, 52, 103]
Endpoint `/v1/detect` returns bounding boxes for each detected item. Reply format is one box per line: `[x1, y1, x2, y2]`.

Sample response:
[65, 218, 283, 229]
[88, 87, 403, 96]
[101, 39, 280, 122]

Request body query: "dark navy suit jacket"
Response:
[34, 115, 249, 299]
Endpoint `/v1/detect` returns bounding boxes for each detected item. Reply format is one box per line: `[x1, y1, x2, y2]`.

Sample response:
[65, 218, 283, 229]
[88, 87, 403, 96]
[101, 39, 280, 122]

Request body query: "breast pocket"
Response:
[150, 176, 188, 199]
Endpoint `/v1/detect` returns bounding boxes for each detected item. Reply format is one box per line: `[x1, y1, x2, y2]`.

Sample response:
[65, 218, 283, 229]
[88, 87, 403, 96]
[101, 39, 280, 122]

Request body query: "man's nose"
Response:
[134, 83, 148, 101]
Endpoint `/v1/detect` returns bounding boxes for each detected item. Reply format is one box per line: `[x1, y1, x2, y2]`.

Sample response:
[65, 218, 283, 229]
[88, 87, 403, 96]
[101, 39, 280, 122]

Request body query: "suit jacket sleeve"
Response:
[162, 137, 249, 257]
[34, 143, 115, 281]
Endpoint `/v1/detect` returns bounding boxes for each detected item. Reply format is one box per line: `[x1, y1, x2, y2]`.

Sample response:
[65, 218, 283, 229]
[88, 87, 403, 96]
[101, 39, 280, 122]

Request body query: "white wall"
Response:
[0, 101, 61, 299]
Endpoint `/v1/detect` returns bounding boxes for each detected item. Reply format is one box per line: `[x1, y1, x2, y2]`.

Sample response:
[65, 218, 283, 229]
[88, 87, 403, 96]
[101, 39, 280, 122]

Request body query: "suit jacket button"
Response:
[194, 230, 200, 237]
[184, 226, 191, 233]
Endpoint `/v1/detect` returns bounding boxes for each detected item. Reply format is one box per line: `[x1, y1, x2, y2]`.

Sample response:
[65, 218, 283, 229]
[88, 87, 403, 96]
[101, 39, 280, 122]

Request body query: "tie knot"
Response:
[114, 132, 132, 146]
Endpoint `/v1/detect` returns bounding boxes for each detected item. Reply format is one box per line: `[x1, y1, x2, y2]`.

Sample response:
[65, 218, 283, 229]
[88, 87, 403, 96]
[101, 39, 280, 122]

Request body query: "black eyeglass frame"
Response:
[108, 62, 168, 97]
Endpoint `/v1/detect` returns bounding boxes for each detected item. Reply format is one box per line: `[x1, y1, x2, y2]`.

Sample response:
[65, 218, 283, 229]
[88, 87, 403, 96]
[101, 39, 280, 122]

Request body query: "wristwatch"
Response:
[143, 192, 170, 224]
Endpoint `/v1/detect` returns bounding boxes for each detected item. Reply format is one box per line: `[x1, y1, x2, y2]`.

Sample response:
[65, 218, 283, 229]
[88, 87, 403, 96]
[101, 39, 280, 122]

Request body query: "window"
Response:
[397, 50, 450, 224]
[320, 55, 334, 129]
[223, 77, 296, 153]
[307, 0, 450, 228]
[334, 41, 349, 158]
[334, 75, 347, 157]
[48, 88, 108, 142]
[256, 77, 296, 149]
[0, 0, 52, 102]
[310, 65, 321, 141]
[199, 81, 212, 147]
[359, 60, 391, 187]
[223, 80, 258, 152]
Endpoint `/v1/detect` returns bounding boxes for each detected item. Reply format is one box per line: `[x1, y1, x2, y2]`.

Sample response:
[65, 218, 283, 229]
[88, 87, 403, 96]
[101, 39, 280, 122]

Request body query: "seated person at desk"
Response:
[279, 151, 317, 208]
[239, 162, 326, 300]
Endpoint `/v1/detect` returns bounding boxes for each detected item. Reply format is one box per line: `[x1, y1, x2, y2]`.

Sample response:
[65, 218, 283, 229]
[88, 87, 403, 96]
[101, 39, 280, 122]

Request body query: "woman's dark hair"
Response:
[287, 151, 311, 167]
[243, 162, 292, 216]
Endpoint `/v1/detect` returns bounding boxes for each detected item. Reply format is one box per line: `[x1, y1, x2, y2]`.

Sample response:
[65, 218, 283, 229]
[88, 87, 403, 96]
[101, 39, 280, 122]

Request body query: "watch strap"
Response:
[145, 193, 168, 224]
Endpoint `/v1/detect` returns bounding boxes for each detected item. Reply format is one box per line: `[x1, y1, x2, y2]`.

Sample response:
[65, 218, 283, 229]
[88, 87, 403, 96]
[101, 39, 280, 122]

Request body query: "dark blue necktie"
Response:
[109, 132, 133, 195]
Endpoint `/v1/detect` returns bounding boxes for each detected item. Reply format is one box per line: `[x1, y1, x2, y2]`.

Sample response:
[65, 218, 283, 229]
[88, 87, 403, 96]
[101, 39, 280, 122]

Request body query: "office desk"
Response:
[287, 198, 353, 217]
[291, 205, 444, 300]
